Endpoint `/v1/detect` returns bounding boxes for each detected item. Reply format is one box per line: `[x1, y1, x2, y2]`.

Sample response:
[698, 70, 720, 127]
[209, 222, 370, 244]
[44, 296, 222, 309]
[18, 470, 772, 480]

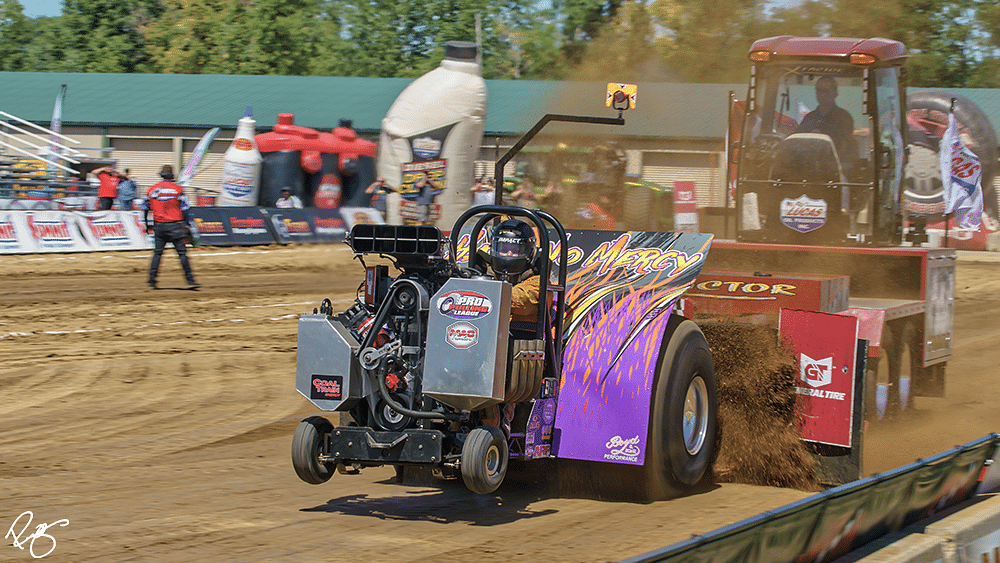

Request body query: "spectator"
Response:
[470, 176, 495, 207]
[116, 168, 137, 210]
[366, 177, 393, 216]
[541, 179, 564, 213]
[509, 178, 538, 208]
[92, 165, 120, 210]
[276, 187, 303, 209]
[413, 171, 443, 225]
[142, 165, 199, 290]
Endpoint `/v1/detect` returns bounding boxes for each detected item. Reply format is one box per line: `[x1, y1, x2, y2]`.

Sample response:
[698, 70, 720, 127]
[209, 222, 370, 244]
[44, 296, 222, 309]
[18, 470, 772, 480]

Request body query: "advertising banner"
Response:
[779, 309, 859, 448]
[76, 210, 152, 251]
[264, 208, 347, 244]
[189, 207, 275, 246]
[339, 207, 385, 230]
[0, 210, 92, 254]
[673, 180, 698, 232]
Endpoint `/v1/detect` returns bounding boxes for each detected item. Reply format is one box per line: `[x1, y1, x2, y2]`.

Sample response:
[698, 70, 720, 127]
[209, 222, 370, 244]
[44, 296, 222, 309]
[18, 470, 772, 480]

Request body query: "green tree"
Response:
[52, 0, 162, 72]
[970, 0, 1000, 86]
[0, 0, 29, 70]
[144, 0, 331, 75]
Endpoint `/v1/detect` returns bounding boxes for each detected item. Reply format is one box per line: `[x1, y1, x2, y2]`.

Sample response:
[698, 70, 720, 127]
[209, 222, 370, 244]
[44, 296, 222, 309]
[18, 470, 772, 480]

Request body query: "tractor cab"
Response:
[733, 36, 909, 246]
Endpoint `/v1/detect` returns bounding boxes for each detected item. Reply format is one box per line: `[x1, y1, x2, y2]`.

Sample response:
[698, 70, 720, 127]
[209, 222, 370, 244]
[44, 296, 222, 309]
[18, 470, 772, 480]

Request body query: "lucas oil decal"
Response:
[437, 290, 492, 320]
[780, 195, 827, 233]
[446, 322, 478, 349]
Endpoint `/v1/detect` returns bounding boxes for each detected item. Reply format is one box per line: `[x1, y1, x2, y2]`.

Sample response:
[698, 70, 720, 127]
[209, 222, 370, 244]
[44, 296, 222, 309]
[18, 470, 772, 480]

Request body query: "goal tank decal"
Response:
[553, 230, 713, 465]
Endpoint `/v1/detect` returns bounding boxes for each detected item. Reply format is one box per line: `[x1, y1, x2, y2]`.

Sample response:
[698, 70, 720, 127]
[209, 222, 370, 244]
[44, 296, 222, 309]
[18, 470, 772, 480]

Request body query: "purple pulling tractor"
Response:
[291, 204, 718, 497]
[292, 91, 720, 497]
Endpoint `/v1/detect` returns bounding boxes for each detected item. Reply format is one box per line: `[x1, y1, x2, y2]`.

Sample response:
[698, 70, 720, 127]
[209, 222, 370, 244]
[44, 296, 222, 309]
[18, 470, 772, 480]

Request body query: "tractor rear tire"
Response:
[461, 425, 508, 494]
[291, 416, 334, 484]
[643, 316, 717, 500]
[906, 90, 999, 219]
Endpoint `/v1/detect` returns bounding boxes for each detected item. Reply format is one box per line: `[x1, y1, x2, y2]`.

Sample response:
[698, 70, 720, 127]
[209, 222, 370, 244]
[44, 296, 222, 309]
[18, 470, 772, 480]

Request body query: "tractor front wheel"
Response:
[291, 416, 334, 484]
[461, 425, 508, 494]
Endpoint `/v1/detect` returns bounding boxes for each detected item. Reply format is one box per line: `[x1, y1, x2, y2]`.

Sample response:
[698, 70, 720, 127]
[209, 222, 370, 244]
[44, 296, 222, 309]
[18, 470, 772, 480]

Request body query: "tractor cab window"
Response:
[873, 67, 905, 234]
[738, 63, 875, 242]
[743, 65, 868, 176]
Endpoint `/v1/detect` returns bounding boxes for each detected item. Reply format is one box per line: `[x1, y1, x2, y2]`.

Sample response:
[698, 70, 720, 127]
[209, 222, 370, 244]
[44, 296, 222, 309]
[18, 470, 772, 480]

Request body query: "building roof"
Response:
[0, 71, 742, 140]
[1, 71, 999, 141]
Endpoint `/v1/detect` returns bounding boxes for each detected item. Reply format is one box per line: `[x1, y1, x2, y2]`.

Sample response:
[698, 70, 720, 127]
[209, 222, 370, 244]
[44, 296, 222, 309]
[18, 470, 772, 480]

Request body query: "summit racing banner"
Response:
[77, 210, 151, 251]
[0, 210, 92, 253]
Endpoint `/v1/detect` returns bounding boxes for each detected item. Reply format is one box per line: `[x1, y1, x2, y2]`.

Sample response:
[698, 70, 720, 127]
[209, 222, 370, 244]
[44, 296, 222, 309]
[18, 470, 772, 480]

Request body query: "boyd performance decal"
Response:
[781, 195, 827, 233]
[437, 290, 492, 320]
[604, 435, 641, 462]
[311, 375, 343, 400]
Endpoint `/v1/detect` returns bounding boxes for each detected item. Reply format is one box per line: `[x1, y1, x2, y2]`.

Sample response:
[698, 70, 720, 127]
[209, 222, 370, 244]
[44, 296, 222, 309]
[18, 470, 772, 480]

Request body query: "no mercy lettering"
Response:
[584, 234, 703, 277]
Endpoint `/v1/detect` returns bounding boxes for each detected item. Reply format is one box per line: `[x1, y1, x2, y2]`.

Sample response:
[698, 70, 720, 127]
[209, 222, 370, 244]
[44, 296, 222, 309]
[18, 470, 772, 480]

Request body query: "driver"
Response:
[488, 219, 540, 326]
[796, 76, 857, 162]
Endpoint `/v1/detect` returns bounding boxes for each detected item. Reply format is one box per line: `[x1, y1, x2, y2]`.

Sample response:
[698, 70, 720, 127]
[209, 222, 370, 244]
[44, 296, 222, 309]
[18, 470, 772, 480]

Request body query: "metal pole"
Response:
[725, 90, 735, 239]
[493, 114, 625, 205]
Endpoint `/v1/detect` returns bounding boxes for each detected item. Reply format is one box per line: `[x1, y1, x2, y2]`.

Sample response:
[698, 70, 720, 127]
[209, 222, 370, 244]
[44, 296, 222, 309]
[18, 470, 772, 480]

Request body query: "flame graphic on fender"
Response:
[560, 231, 712, 403]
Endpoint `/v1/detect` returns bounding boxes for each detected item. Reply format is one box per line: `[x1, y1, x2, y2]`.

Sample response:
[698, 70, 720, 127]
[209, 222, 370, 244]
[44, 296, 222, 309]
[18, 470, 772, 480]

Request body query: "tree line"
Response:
[1, 0, 998, 88]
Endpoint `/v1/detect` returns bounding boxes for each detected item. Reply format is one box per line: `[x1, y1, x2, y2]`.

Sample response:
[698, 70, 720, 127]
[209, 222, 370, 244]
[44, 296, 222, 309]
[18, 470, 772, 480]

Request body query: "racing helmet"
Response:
[488, 219, 537, 277]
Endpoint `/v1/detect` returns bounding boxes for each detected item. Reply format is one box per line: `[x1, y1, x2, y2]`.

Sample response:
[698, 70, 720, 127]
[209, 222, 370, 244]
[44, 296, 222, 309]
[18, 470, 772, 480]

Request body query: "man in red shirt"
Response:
[141, 165, 199, 290]
[92, 165, 121, 210]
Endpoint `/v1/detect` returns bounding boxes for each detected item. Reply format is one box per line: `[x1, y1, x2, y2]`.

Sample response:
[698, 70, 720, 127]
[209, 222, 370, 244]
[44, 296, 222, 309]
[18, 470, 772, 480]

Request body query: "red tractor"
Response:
[684, 37, 991, 482]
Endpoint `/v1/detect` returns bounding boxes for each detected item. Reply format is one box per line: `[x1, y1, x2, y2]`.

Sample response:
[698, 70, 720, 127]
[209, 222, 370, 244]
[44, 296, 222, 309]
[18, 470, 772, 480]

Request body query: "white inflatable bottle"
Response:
[378, 40, 488, 227]
[218, 105, 264, 206]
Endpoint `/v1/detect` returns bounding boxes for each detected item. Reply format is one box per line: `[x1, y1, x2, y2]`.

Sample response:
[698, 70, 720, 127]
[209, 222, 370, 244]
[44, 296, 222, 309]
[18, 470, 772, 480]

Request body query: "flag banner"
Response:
[47, 85, 66, 174]
[177, 127, 221, 187]
[940, 112, 984, 231]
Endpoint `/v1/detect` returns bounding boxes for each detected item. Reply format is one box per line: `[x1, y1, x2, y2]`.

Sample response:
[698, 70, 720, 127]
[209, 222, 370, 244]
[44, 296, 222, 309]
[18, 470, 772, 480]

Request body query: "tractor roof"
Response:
[749, 36, 907, 65]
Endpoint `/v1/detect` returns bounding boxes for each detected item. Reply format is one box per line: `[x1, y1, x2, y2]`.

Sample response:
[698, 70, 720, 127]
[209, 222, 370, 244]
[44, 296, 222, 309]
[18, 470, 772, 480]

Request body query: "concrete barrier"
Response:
[924, 494, 1000, 563]
[848, 532, 945, 563]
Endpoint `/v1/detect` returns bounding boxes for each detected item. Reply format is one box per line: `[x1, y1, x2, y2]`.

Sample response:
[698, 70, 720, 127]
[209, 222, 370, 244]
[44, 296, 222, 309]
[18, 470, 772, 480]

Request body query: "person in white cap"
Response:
[276, 187, 303, 209]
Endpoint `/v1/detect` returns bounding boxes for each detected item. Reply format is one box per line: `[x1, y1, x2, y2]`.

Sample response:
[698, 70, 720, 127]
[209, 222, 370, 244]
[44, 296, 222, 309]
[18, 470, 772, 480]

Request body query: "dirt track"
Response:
[1, 244, 998, 562]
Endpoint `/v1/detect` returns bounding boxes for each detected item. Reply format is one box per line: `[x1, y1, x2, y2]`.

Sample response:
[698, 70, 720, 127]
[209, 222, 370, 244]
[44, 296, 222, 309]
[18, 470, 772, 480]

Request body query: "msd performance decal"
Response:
[437, 290, 493, 320]
[780, 195, 827, 233]
[446, 321, 478, 349]
[310, 375, 343, 400]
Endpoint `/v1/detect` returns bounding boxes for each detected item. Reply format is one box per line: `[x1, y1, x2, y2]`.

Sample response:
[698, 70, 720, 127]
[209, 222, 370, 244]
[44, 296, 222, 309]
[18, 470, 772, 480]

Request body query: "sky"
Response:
[22, 0, 63, 18]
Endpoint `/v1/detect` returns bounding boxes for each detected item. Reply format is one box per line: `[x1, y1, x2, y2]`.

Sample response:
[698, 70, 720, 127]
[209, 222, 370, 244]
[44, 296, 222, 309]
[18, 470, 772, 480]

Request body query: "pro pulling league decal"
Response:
[436, 290, 493, 320]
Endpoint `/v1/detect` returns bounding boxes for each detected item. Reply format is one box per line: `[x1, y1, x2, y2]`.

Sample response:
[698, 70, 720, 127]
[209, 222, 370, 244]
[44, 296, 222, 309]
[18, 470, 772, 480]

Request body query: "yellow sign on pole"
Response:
[606, 83, 638, 109]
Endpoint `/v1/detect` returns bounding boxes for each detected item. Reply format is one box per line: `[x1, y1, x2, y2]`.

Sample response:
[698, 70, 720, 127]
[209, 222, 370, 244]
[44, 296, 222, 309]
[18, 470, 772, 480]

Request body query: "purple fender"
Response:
[552, 230, 714, 465]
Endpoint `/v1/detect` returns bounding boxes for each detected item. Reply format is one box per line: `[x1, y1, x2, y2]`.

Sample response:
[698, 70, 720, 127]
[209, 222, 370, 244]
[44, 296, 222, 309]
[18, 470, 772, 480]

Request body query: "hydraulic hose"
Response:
[374, 355, 462, 421]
